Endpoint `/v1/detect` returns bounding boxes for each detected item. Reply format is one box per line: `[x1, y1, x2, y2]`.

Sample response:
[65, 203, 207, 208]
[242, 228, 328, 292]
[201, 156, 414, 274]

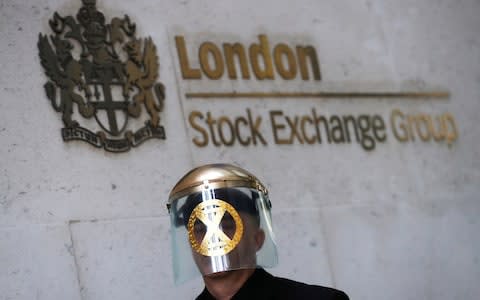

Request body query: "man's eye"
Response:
[221, 222, 235, 230]
[220, 219, 236, 238]
[194, 223, 206, 235]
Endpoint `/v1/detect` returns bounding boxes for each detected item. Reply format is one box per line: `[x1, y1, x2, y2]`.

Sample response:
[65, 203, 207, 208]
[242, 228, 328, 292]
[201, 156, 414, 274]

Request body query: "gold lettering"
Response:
[270, 110, 290, 144]
[390, 109, 409, 142]
[431, 115, 447, 141]
[342, 115, 358, 143]
[296, 45, 321, 80]
[234, 117, 251, 145]
[189, 111, 208, 146]
[416, 114, 432, 141]
[249, 35, 274, 80]
[372, 115, 387, 142]
[407, 114, 416, 141]
[312, 108, 331, 143]
[330, 116, 345, 143]
[286, 116, 303, 144]
[175, 36, 201, 79]
[301, 116, 316, 144]
[217, 116, 235, 146]
[206, 112, 221, 146]
[247, 108, 267, 145]
[178, 35, 322, 81]
[443, 113, 458, 145]
[223, 43, 250, 79]
[274, 44, 297, 79]
[199, 42, 224, 79]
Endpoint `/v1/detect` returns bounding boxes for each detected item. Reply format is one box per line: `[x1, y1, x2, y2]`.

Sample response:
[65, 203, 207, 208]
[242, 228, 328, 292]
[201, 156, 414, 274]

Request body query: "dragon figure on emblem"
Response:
[38, 0, 165, 152]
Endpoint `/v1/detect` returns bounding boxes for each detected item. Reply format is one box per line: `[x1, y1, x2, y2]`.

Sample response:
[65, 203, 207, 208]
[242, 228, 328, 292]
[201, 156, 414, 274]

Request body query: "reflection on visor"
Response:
[188, 199, 244, 257]
[174, 188, 260, 228]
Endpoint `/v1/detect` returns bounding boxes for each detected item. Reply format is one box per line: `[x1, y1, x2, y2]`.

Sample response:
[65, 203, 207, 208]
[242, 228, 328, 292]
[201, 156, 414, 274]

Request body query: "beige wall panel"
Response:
[0, 224, 82, 300]
[0, 0, 478, 299]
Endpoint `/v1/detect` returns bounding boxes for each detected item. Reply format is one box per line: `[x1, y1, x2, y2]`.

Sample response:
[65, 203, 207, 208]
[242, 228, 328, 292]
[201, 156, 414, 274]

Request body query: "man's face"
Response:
[190, 211, 265, 276]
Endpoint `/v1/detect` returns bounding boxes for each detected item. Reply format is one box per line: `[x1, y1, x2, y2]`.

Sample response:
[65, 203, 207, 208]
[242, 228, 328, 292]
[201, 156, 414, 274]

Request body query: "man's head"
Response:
[182, 188, 266, 275]
[167, 164, 278, 284]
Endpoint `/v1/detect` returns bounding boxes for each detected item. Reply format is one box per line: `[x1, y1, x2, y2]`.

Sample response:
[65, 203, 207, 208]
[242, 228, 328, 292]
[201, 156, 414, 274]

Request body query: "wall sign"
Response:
[37, 1, 458, 153]
[174, 35, 458, 151]
[175, 35, 321, 81]
[38, 0, 165, 152]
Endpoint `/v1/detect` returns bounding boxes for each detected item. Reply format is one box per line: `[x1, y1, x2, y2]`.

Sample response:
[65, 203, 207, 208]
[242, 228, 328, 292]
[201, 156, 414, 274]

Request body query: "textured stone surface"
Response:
[0, 0, 479, 299]
[0, 224, 82, 300]
[321, 199, 480, 300]
[270, 209, 334, 287]
[69, 217, 203, 300]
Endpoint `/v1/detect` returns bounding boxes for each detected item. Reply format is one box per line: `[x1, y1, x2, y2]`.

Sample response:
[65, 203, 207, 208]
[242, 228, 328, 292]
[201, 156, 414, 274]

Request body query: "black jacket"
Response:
[196, 268, 349, 300]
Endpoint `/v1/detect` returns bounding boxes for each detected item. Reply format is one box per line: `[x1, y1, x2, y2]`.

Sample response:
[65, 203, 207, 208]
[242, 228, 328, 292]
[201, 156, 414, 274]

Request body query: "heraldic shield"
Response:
[38, 0, 166, 152]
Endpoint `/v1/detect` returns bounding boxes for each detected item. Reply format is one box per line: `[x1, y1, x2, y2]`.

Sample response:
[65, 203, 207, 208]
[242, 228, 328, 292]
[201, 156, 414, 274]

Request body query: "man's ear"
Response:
[254, 229, 266, 251]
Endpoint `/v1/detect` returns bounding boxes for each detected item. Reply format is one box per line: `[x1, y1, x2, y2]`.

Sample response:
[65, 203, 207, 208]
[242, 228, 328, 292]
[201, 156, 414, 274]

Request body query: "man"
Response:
[167, 163, 349, 300]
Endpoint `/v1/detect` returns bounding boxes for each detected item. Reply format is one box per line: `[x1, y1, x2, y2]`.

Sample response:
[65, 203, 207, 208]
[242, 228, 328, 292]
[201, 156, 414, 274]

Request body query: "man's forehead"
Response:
[183, 188, 259, 220]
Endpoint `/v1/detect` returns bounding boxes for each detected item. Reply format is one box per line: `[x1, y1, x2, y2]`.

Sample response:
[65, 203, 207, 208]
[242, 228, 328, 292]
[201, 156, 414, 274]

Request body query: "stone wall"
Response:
[1, 0, 479, 299]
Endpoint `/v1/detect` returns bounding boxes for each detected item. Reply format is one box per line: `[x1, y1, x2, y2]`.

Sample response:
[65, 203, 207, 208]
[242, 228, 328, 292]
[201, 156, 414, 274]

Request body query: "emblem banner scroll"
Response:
[62, 125, 166, 152]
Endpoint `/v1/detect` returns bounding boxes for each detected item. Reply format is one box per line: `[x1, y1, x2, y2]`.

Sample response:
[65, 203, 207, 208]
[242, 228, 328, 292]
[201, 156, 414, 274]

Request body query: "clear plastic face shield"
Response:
[168, 186, 278, 284]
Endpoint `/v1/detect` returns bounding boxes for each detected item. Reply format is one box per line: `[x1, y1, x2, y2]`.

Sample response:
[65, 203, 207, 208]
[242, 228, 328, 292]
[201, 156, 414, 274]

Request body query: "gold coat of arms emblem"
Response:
[38, 0, 165, 152]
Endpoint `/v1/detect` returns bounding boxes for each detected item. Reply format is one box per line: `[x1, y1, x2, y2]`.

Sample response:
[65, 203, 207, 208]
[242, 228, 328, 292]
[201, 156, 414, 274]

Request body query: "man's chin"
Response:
[203, 270, 232, 279]
[203, 268, 255, 281]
